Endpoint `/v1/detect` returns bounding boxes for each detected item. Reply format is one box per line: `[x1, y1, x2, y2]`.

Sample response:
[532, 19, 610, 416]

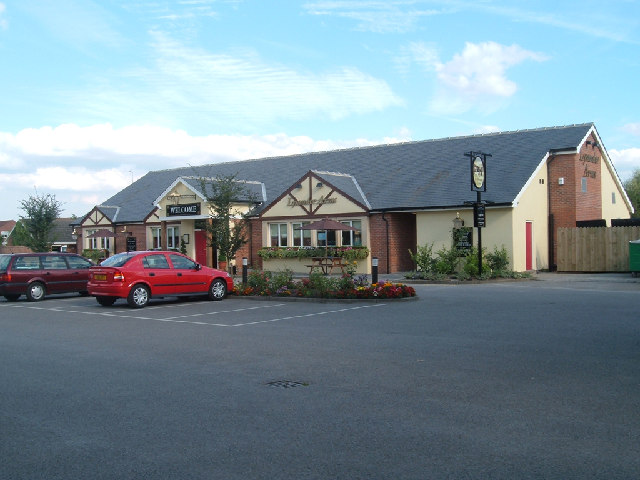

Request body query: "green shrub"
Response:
[486, 245, 510, 274]
[409, 243, 437, 273]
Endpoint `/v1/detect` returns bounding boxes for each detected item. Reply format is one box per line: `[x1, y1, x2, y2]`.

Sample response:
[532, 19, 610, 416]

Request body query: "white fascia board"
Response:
[512, 153, 551, 208]
[153, 176, 206, 209]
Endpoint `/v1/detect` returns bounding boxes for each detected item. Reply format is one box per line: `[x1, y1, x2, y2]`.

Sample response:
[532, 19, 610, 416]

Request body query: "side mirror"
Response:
[195, 263, 202, 271]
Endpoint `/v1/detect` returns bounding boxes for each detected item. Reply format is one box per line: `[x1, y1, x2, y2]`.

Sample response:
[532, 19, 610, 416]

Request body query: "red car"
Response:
[88, 251, 233, 308]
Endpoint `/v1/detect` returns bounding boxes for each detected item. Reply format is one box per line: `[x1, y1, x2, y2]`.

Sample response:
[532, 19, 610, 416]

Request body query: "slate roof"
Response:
[49, 218, 76, 244]
[93, 123, 599, 222]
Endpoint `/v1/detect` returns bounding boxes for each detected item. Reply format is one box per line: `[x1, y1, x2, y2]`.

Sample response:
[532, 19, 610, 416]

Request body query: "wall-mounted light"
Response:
[71, 228, 78, 240]
[295, 183, 303, 189]
[121, 225, 127, 233]
[316, 182, 323, 188]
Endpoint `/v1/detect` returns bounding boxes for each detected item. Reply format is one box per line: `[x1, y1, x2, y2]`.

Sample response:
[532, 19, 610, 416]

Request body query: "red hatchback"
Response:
[88, 251, 233, 308]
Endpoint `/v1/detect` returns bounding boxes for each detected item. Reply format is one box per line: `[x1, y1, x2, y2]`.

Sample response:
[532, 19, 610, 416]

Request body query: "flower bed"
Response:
[231, 270, 415, 299]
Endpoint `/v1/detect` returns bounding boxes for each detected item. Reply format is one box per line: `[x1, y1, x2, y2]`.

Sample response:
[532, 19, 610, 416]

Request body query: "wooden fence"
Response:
[557, 226, 640, 272]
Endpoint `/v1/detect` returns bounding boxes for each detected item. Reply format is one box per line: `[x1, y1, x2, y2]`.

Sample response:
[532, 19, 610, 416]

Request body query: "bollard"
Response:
[242, 257, 248, 285]
[372, 257, 378, 285]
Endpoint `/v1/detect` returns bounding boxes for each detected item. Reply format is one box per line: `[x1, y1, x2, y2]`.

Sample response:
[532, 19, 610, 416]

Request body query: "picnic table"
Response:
[306, 257, 347, 275]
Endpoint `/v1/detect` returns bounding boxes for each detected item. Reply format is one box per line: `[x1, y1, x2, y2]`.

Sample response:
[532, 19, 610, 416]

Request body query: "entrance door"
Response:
[195, 230, 207, 266]
[525, 221, 533, 271]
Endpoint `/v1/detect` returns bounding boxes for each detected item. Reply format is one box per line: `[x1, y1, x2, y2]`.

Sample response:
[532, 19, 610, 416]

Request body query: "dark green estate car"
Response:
[0, 253, 94, 302]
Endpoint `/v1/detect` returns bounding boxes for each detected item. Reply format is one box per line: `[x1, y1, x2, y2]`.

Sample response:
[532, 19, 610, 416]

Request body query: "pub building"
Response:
[73, 123, 633, 274]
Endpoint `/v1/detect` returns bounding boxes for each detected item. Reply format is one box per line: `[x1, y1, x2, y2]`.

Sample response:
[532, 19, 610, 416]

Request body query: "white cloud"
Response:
[303, 1, 443, 33]
[426, 41, 548, 115]
[71, 32, 404, 130]
[622, 123, 640, 137]
[0, 124, 406, 219]
[609, 148, 640, 181]
[0, 3, 7, 30]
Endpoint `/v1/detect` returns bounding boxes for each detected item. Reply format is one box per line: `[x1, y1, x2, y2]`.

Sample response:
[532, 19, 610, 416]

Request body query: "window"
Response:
[42, 255, 68, 270]
[612, 192, 616, 204]
[317, 230, 336, 247]
[143, 254, 170, 269]
[66, 256, 93, 269]
[581, 177, 587, 193]
[87, 230, 110, 250]
[292, 222, 311, 247]
[169, 254, 196, 269]
[270, 223, 288, 247]
[151, 227, 161, 249]
[341, 220, 362, 246]
[13, 256, 41, 270]
[167, 226, 180, 249]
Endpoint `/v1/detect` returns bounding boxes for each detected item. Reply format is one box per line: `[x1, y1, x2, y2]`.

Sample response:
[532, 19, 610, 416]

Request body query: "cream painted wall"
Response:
[415, 207, 526, 271]
[511, 167, 549, 271]
[265, 177, 366, 218]
[600, 159, 632, 222]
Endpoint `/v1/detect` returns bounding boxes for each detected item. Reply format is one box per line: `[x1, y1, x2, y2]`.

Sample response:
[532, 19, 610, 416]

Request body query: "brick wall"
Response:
[548, 134, 603, 266]
[369, 212, 416, 273]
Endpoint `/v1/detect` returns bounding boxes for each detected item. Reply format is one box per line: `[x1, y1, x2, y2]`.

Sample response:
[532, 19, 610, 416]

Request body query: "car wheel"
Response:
[208, 278, 227, 301]
[26, 282, 46, 302]
[127, 284, 150, 308]
[4, 294, 20, 302]
[96, 296, 117, 306]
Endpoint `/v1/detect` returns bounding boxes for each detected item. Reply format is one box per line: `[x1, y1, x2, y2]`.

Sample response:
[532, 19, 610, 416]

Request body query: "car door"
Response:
[141, 253, 176, 295]
[64, 255, 93, 292]
[40, 254, 75, 294]
[168, 253, 209, 294]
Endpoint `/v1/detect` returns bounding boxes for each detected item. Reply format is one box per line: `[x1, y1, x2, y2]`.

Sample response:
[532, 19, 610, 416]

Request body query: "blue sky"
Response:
[1, 0, 639, 220]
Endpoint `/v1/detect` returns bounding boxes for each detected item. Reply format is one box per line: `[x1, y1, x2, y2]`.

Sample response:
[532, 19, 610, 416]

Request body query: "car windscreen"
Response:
[99, 253, 136, 268]
[0, 255, 11, 272]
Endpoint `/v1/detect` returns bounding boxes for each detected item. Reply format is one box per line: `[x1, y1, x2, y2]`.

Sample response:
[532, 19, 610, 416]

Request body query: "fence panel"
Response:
[557, 226, 640, 272]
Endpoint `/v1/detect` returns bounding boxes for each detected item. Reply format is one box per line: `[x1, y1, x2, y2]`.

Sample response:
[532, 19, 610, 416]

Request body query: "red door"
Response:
[525, 221, 533, 270]
[195, 230, 207, 266]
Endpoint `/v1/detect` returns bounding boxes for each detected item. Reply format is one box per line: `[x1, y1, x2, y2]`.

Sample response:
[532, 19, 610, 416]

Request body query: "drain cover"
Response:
[266, 380, 308, 389]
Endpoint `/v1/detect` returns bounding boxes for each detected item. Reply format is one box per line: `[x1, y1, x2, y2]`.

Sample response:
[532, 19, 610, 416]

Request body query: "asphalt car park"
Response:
[1, 276, 639, 479]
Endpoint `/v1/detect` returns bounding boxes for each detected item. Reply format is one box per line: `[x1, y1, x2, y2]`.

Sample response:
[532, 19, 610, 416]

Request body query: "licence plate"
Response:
[93, 274, 107, 281]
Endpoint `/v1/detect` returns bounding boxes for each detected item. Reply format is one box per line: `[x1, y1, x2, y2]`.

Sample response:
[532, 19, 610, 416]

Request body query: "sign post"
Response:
[465, 151, 491, 276]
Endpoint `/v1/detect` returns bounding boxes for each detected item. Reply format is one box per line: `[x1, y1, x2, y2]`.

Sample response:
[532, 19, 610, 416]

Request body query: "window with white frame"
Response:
[292, 222, 311, 247]
[581, 177, 587, 193]
[151, 227, 161, 249]
[167, 226, 180, 250]
[317, 230, 336, 247]
[270, 223, 288, 247]
[87, 230, 110, 250]
[341, 220, 362, 246]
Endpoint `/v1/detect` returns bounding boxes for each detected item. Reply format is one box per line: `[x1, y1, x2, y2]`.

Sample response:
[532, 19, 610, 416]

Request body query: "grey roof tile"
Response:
[95, 123, 594, 221]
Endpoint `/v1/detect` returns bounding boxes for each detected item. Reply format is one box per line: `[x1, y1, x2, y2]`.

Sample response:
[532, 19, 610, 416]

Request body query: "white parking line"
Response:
[0, 301, 386, 327]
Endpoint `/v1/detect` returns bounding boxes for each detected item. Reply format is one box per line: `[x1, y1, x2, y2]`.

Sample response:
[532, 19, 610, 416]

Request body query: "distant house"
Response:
[73, 123, 633, 273]
[0, 220, 17, 246]
[49, 218, 78, 253]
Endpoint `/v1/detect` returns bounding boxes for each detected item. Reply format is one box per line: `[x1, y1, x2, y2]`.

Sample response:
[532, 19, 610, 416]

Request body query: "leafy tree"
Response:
[7, 220, 31, 246]
[197, 173, 256, 271]
[18, 192, 63, 252]
[624, 168, 640, 218]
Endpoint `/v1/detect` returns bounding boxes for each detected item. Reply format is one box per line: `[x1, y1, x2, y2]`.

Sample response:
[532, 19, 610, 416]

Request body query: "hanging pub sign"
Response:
[470, 153, 487, 192]
[166, 203, 201, 216]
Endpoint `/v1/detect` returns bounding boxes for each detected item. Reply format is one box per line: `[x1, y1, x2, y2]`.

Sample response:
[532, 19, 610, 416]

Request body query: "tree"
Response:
[197, 173, 256, 270]
[18, 192, 63, 252]
[624, 168, 640, 218]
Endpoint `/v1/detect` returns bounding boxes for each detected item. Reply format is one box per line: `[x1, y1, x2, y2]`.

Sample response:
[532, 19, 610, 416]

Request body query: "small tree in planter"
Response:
[197, 172, 258, 273]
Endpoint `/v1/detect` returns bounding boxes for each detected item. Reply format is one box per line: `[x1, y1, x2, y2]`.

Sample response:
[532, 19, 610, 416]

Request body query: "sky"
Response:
[1, 0, 640, 220]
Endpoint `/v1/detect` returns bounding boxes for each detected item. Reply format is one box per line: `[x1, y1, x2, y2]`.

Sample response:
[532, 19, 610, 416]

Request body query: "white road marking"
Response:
[0, 301, 387, 327]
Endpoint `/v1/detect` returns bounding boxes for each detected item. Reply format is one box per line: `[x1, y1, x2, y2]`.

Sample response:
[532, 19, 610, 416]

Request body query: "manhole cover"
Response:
[266, 380, 309, 389]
